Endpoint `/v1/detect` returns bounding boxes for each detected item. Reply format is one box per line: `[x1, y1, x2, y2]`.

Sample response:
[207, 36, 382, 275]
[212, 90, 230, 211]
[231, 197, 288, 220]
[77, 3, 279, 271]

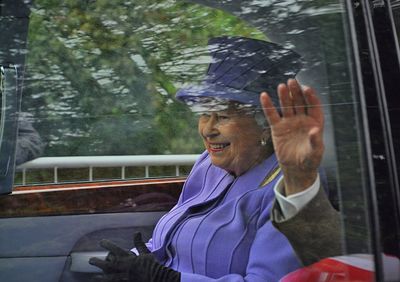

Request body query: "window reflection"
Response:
[11, 0, 381, 263]
[22, 0, 266, 159]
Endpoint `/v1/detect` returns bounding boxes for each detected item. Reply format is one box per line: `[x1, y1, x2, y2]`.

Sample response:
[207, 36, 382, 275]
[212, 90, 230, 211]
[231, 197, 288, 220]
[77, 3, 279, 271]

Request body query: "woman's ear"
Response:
[262, 126, 271, 138]
[260, 128, 271, 147]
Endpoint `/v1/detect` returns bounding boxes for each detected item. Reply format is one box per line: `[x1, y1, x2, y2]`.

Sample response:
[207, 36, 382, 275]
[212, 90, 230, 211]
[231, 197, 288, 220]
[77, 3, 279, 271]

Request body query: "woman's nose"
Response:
[202, 113, 219, 137]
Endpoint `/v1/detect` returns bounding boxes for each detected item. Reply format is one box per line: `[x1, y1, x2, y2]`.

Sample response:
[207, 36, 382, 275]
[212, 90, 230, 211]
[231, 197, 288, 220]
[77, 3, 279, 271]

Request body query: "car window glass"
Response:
[15, 0, 266, 184]
[8, 0, 385, 261]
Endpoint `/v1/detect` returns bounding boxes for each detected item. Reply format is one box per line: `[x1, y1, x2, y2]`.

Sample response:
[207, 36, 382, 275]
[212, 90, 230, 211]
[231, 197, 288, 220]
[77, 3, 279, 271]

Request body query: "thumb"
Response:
[133, 232, 151, 255]
[99, 239, 130, 257]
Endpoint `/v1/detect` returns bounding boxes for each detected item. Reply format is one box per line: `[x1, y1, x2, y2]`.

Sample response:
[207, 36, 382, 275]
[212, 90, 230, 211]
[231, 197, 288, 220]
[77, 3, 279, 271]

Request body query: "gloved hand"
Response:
[89, 232, 180, 282]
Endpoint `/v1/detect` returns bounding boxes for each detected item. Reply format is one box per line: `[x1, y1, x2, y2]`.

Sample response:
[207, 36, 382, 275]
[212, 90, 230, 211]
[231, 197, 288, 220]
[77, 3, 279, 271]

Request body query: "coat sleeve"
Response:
[271, 186, 342, 266]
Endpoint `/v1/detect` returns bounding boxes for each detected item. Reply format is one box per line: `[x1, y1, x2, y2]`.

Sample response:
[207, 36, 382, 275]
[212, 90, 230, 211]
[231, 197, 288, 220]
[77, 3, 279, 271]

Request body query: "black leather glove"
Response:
[89, 232, 180, 282]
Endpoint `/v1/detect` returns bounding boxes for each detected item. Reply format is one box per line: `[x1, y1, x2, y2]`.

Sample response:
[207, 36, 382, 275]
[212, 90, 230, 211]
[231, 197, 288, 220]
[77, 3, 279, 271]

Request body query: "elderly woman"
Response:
[90, 36, 340, 282]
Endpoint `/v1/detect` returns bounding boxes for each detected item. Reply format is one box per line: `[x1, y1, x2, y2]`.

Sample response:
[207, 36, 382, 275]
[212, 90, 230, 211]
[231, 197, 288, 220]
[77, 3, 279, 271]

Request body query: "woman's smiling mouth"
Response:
[208, 143, 230, 152]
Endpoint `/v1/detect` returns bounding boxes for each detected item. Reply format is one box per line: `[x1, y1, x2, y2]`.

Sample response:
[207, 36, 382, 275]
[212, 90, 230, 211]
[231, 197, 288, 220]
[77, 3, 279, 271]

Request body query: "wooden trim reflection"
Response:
[0, 178, 185, 218]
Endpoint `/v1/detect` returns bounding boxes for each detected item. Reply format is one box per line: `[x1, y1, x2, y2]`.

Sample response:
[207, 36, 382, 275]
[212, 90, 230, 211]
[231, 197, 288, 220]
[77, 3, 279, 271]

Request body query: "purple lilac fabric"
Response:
[148, 151, 300, 281]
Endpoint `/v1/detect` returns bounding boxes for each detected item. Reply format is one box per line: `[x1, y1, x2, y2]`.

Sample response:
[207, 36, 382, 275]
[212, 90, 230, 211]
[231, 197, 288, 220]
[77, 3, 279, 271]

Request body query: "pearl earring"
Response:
[261, 138, 267, 146]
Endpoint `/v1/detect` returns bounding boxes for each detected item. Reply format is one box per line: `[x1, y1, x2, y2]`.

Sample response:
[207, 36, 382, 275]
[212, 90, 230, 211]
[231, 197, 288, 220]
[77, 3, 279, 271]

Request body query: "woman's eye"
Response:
[218, 114, 229, 120]
[199, 113, 211, 120]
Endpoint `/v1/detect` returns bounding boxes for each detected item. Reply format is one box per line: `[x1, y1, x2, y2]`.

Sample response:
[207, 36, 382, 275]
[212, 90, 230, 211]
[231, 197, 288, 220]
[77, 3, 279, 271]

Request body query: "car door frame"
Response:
[344, 0, 400, 280]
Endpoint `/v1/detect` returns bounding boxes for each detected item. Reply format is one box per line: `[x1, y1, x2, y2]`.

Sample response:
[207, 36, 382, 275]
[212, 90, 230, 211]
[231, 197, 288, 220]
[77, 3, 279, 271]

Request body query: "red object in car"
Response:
[280, 254, 400, 282]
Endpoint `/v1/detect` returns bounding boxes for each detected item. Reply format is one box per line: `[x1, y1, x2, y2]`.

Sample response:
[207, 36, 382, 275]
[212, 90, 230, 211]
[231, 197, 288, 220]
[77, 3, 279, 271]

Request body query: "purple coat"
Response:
[149, 151, 300, 281]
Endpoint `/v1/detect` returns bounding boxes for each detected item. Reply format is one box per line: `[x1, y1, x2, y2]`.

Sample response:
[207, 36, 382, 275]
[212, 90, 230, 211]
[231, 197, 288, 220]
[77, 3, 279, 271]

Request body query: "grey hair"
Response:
[254, 110, 269, 129]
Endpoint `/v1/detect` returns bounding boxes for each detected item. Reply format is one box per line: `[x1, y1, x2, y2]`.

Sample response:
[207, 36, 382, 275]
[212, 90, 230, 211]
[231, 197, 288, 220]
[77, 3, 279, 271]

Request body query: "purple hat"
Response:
[176, 36, 302, 108]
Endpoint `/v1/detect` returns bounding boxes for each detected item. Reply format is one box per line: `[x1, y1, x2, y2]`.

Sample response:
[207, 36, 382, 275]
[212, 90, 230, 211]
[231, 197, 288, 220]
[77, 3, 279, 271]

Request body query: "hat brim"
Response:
[176, 83, 265, 107]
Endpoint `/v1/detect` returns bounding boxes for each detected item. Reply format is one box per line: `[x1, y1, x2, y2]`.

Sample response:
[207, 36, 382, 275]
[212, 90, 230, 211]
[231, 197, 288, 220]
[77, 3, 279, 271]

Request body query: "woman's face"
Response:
[198, 106, 270, 176]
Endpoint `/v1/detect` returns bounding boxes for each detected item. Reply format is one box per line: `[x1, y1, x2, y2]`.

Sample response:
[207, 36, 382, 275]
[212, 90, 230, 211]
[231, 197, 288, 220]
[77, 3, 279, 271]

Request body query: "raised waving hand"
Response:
[260, 79, 325, 196]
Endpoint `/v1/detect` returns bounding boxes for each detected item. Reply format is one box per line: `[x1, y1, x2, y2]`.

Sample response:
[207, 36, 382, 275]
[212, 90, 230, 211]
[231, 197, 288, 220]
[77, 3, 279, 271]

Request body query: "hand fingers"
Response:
[288, 79, 306, 115]
[303, 86, 324, 125]
[133, 232, 151, 254]
[99, 239, 131, 257]
[260, 92, 280, 125]
[105, 252, 116, 263]
[262, 80, 323, 128]
[278, 83, 295, 117]
[89, 257, 113, 273]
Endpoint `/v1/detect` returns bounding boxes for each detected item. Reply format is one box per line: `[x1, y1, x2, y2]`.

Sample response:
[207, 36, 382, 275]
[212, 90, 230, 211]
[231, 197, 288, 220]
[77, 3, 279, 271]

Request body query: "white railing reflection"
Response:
[16, 155, 200, 185]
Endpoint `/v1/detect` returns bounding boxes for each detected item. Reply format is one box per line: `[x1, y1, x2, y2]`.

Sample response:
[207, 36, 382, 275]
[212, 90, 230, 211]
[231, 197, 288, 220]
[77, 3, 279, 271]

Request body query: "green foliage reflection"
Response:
[23, 0, 266, 156]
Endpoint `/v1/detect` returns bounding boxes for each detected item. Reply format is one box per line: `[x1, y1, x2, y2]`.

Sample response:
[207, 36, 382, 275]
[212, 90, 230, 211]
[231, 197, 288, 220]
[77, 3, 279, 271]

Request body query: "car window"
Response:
[14, 0, 266, 185]
[11, 0, 371, 250]
[9, 0, 370, 245]
[1, 0, 400, 281]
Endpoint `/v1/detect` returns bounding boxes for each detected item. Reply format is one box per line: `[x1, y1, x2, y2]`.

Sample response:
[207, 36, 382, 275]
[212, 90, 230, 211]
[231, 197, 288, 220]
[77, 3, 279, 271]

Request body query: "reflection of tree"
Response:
[22, 0, 265, 156]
